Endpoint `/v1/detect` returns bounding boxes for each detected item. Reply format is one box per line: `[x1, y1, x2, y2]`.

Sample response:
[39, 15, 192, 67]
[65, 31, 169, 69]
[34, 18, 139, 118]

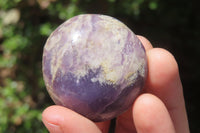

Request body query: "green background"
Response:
[0, 0, 199, 132]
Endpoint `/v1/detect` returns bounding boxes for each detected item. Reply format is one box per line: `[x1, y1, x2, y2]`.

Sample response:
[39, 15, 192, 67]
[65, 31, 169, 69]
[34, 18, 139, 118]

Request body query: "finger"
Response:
[145, 48, 190, 133]
[95, 121, 111, 133]
[115, 107, 137, 133]
[42, 105, 101, 133]
[114, 36, 153, 133]
[133, 93, 175, 133]
[137, 35, 153, 51]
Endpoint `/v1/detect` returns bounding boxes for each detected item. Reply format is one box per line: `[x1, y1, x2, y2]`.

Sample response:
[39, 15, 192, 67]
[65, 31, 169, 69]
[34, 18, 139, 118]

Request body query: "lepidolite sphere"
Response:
[42, 14, 147, 122]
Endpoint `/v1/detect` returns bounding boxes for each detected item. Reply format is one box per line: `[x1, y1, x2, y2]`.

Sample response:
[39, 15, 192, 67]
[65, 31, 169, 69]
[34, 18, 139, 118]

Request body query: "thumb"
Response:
[42, 105, 101, 133]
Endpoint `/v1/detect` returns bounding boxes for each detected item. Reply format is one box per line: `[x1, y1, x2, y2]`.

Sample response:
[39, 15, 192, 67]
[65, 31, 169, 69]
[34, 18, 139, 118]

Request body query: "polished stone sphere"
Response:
[42, 14, 147, 122]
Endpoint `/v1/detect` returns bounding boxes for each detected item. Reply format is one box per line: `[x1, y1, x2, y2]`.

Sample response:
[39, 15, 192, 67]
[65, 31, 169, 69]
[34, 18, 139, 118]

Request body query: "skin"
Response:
[42, 35, 190, 133]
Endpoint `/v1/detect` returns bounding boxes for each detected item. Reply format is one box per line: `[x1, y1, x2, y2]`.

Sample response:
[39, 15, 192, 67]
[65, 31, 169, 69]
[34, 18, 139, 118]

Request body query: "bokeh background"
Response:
[0, 0, 199, 132]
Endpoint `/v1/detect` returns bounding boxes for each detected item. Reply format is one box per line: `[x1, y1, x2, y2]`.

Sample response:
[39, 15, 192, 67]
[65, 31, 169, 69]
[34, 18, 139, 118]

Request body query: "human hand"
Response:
[42, 36, 190, 133]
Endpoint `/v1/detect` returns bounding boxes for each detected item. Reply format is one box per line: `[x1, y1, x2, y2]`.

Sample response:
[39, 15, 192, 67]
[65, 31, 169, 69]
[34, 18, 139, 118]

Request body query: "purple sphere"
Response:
[42, 14, 147, 122]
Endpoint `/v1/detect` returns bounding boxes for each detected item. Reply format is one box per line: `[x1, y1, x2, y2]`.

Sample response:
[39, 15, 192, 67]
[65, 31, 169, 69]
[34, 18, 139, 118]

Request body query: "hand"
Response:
[42, 36, 190, 133]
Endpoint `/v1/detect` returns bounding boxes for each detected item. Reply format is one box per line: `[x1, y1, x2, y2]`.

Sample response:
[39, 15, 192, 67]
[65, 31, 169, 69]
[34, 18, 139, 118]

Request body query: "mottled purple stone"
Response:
[42, 14, 148, 122]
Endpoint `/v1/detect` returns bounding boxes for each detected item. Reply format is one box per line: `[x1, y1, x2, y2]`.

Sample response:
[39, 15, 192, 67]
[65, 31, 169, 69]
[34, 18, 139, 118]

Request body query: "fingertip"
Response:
[133, 94, 166, 118]
[146, 48, 179, 90]
[42, 105, 66, 133]
[137, 35, 153, 51]
[42, 105, 62, 124]
[133, 94, 175, 133]
[42, 105, 101, 133]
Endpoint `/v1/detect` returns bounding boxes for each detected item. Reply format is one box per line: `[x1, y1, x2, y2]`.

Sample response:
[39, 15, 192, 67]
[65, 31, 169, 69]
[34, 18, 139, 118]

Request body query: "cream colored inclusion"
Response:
[88, 16, 128, 85]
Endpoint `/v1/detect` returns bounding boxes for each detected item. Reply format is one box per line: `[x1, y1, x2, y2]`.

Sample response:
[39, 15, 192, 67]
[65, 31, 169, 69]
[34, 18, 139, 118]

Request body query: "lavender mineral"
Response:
[42, 14, 148, 122]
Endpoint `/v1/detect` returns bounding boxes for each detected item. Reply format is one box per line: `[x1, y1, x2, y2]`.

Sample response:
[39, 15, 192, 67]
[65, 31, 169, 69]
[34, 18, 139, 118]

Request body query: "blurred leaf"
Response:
[40, 23, 53, 36]
[70, 0, 78, 2]
[58, 3, 80, 20]
[3, 35, 29, 52]
[38, 76, 45, 88]
[149, 1, 158, 10]
[0, 54, 17, 68]
[0, 0, 22, 10]
[108, 0, 116, 3]
[2, 25, 16, 38]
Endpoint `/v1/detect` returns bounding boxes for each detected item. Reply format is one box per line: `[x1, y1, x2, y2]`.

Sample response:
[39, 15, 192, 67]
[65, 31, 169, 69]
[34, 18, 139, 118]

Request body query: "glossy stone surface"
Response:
[42, 14, 147, 122]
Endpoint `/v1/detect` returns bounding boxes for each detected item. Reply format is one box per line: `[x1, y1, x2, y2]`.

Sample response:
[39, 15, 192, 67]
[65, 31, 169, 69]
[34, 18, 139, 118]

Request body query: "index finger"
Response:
[145, 48, 190, 133]
[138, 36, 189, 133]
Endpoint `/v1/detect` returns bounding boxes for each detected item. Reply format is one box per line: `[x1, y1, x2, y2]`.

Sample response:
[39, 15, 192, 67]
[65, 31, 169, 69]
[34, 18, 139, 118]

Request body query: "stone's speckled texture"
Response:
[42, 14, 147, 122]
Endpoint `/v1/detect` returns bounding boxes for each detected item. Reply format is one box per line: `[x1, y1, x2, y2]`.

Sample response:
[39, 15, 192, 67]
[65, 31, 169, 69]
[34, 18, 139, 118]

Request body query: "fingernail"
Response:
[42, 119, 63, 133]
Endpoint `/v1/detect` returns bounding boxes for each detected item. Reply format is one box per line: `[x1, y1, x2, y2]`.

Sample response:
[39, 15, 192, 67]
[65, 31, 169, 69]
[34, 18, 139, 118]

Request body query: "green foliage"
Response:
[0, 0, 199, 132]
[0, 79, 46, 132]
[0, 0, 21, 10]
[149, 1, 158, 10]
[39, 23, 54, 36]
